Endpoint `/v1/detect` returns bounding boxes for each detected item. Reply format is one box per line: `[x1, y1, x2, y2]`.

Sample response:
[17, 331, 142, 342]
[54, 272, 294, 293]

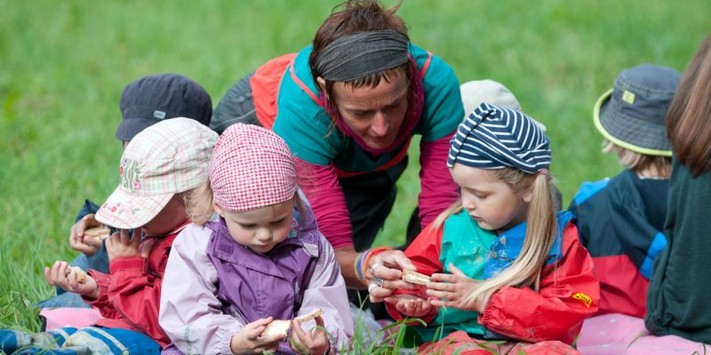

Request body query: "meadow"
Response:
[1, 0, 709, 349]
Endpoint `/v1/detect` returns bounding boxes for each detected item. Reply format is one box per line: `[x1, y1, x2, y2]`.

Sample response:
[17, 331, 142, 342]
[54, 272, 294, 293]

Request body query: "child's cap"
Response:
[594, 64, 681, 157]
[96, 118, 218, 229]
[116, 73, 213, 142]
[209, 123, 297, 212]
[448, 103, 551, 174]
[460, 80, 547, 132]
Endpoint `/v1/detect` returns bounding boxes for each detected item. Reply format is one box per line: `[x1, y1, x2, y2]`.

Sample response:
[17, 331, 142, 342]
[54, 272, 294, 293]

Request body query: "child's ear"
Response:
[522, 189, 534, 204]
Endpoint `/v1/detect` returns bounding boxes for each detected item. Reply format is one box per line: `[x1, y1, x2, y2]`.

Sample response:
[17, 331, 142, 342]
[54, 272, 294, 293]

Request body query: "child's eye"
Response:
[240, 223, 258, 229]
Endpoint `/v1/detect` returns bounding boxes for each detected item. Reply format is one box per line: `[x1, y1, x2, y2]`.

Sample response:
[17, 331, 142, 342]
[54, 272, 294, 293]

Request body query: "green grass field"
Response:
[1, 0, 709, 348]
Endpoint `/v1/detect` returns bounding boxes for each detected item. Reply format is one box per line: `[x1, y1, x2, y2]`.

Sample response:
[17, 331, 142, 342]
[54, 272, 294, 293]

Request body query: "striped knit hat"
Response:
[448, 103, 551, 174]
[209, 123, 297, 212]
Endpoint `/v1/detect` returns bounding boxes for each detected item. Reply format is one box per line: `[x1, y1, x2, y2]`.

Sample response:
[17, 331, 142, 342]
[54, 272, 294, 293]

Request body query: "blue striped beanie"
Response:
[448, 103, 551, 174]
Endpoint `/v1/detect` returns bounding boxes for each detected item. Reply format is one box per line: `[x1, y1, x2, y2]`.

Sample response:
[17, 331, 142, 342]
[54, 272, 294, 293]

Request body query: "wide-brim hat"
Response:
[593, 64, 680, 156]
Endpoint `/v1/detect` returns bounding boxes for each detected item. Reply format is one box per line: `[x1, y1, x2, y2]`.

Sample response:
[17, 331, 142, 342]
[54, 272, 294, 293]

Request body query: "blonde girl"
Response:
[373, 103, 600, 354]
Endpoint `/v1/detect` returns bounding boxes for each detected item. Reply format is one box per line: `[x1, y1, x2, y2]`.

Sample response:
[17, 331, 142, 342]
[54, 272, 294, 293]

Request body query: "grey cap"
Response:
[460, 80, 546, 132]
[116, 73, 213, 141]
[594, 64, 681, 156]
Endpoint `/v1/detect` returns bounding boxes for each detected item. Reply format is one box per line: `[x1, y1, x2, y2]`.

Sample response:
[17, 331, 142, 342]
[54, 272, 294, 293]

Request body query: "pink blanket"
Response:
[577, 313, 710, 354]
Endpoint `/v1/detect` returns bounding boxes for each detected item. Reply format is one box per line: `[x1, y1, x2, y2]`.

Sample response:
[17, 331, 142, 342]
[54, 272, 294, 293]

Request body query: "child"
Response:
[569, 64, 680, 318]
[376, 103, 599, 354]
[37, 73, 213, 310]
[0, 118, 218, 354]
[159, 123, 353, 354]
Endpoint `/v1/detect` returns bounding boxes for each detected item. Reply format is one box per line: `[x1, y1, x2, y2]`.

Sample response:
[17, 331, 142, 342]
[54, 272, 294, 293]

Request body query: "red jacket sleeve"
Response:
[88, 236, 174, 347]
[385, 223, 444, 323]
[85, 270, 119, 319]
[479, 223, 600, 344]
[418, 134, 459, 228]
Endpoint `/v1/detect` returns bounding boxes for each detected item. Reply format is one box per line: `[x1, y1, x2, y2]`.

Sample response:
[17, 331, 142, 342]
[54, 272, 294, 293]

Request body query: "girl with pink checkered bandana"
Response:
[159, 123, 353, 354]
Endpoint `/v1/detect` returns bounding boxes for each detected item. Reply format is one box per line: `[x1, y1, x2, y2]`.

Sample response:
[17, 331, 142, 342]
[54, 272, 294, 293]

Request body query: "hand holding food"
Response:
[262, 308, 324, 337]
[43, 260, 98, 299]
[69, 214, 105, 255]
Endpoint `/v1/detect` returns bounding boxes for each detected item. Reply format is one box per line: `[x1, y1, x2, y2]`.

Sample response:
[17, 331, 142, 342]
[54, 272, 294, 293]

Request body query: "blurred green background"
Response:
[1, 0, 709, 330]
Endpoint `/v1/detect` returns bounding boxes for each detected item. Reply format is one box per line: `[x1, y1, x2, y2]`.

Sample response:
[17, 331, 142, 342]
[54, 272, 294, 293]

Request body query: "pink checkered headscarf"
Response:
[210, 123, 297, 212]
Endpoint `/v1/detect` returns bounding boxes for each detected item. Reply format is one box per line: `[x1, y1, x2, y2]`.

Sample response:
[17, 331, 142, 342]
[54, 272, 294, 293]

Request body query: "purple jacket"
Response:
[159, 200, 353, 354]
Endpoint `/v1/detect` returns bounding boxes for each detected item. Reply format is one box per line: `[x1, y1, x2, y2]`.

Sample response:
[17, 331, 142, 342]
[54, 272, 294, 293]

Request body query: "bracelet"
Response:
[354, 250, 370, 285]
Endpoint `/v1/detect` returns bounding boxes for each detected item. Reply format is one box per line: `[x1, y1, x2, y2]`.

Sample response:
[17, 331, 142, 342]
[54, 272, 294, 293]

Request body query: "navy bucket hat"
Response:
[593, 64, 681, 156]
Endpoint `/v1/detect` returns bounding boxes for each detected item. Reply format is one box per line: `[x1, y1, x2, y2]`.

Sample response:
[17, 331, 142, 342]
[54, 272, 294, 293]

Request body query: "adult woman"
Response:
[211, 0, 462, 298]
[645, 33, 711, 342]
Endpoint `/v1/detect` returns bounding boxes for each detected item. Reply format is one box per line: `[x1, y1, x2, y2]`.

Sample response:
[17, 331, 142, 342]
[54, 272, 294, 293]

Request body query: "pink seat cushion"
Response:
[40, 307, 102, 330]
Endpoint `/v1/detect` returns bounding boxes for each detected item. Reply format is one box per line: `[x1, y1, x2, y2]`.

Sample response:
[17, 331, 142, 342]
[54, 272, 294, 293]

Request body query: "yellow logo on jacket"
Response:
[573, 292, 592, 308]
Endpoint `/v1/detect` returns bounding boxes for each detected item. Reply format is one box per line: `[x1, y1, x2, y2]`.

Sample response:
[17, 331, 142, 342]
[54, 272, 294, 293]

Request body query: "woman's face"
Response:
[329, 71, 410, 150]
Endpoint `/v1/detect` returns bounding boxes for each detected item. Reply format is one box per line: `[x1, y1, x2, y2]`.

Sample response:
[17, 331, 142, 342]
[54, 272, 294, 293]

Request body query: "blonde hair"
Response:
[602, 140, 672, 177]
[434, 167, 558, 307]
[185, 178, 306, 226]
[185, 179, 215, 225]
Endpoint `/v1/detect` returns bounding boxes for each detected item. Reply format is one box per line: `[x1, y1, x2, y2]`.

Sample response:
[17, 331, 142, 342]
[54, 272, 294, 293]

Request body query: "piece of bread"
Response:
[84, 226, 111, 240]
[72, 266, 87, 283]
[262, 308, 324, 337]
[402, 269, 431, 285]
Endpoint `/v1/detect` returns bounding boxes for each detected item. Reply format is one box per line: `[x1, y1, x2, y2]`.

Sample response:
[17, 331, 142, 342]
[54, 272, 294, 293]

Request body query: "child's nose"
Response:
[256, 228, 272, 241]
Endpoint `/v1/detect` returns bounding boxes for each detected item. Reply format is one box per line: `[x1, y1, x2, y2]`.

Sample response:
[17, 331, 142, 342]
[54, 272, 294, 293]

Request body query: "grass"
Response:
[1, 0, 709, 352]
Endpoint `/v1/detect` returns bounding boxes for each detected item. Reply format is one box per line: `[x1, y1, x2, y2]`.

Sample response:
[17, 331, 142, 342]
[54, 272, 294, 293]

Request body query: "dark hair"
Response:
[309, 0, 410, 96]
[666, 33, 711, 176]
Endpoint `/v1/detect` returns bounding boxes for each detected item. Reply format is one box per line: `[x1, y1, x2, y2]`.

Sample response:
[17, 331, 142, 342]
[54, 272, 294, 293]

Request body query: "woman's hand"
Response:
[288, 315, 329, 355]
[44, 260, 99, 299]
[426, 264, 484, 312]
[230, 317, 283, 354]
[366, 249, 416, 303]
[69, 214, 104, 256]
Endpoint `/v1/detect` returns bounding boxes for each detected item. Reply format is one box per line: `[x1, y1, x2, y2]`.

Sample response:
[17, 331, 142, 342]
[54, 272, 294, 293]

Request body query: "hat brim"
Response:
[115, 118, 160, 142]
[95, 186, 173, 229]
[593, 89, 672, 157]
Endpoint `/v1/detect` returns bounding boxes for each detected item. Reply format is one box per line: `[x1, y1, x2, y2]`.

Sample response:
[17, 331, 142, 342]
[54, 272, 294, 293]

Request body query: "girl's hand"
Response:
[106, 229, 154, 260]
[426, 264, 484, 312]
[69, 214, 104, 256]
[44, 260, 99, 299]
[288, 315, 329, 355]
[367, 250, 416, 303]
[230, 317, 283, 354]
[385, 294, 433, 318]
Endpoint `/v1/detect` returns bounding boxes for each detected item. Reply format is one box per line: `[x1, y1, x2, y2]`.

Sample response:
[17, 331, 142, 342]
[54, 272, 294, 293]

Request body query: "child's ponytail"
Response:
[465, 169, 557, 307]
